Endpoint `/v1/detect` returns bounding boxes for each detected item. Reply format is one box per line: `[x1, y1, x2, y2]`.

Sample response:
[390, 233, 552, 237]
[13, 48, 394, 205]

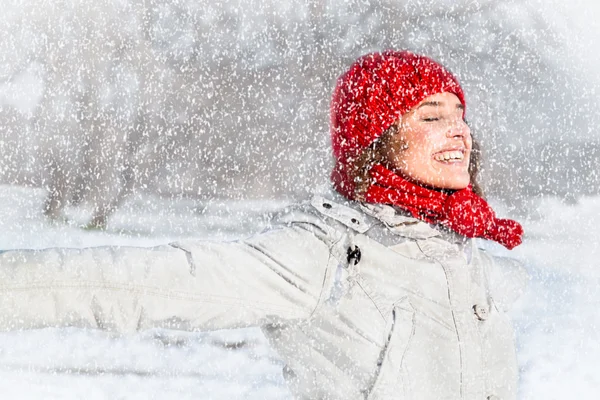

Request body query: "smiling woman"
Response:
[0, 50, 526, 400]
[333, 51, 521, 249]
[388, 92, 472, 190]
[351, 92, 474, 195]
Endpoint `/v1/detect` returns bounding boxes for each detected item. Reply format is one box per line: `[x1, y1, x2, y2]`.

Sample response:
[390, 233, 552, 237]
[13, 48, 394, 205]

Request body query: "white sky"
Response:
[539, 0, 600, 80]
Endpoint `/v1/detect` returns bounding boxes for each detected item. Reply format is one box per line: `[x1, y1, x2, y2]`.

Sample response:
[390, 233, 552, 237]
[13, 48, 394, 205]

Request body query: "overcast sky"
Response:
[540, 0, 600, 82]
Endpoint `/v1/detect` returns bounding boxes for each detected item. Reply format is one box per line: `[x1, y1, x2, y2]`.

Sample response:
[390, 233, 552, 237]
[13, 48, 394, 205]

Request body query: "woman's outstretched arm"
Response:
[0, 221, 336, 334]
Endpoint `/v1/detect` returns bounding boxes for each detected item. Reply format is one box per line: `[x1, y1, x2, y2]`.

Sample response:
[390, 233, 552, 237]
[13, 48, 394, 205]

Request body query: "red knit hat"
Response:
[330, 50, 466, 199]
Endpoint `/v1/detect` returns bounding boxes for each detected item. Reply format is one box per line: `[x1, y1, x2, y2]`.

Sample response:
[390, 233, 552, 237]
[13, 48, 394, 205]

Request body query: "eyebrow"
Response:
[417, 101, 464, 110]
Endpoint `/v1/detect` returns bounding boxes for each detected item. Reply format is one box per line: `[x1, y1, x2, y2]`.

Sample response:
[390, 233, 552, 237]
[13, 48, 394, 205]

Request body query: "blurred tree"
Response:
[0, 0, 596, 228]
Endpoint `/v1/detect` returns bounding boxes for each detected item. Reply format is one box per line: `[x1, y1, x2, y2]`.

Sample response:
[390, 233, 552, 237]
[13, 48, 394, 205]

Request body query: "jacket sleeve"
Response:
[0, 221, 337, 334]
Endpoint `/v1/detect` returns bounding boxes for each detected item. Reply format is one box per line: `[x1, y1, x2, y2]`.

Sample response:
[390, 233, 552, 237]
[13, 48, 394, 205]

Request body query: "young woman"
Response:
[0, 50, 525, 400]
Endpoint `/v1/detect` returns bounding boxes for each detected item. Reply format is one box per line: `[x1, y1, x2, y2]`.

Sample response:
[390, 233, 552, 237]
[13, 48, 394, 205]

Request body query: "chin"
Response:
[426, 177, 470, 191]
[405, 170, 470, 191]
[442, 181, 470, 191]
[449, 179, 470, 189]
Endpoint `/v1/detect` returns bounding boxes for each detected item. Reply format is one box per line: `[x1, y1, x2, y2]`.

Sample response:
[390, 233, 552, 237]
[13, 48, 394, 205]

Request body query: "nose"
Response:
[447, 118, 470, 139]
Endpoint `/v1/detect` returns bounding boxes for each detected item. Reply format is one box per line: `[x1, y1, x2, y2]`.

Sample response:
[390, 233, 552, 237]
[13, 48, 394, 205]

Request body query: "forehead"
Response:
[416, 92, 463, 109]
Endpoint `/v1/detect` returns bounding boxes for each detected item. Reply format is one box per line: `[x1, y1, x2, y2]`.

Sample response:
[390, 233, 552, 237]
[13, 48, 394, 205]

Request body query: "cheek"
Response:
[406, 126, 436, 149]
[397, 147, 433, 176]
[466, 135, 473, 150]
[385, 126, 434, 171]
[405, 137, 433, 165]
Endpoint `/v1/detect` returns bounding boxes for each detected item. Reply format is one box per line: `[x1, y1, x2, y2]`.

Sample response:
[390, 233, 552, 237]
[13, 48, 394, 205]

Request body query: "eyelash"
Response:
[421, 117, 467, 123]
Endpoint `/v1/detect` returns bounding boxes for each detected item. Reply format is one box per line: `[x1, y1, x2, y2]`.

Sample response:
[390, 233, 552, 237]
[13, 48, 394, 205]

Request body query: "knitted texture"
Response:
[330, 50, 465, 198]
[365, 164, 523, 249]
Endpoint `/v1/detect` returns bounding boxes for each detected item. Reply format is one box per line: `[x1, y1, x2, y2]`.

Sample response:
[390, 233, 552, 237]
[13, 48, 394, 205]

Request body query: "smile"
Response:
[433, 150, 465, 162]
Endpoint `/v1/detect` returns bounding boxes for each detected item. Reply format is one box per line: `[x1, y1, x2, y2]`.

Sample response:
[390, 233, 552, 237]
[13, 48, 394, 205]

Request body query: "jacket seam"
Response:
[307, 230, 346, 319]
[168, 243, 196, 276]
[1, 282, 305, 316]
[355, 279, 386, 320]
[242, 241, 311, 294]
[416, 241, 466, 399]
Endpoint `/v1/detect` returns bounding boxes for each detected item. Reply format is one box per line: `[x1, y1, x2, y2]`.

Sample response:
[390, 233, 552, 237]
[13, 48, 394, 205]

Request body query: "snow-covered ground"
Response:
[0, 184, 598, 399]
[509, 197, 600, 399]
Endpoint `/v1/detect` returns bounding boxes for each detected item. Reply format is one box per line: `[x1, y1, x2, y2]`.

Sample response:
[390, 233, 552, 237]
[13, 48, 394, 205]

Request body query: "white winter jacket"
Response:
[0, 193, 528, 400]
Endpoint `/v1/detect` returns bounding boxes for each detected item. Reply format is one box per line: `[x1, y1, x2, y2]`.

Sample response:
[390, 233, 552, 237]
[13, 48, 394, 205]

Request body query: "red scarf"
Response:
[364, 164, 523, 249]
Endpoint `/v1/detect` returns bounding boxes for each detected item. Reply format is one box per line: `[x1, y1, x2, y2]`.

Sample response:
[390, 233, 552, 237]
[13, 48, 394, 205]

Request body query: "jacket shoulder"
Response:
[273, 195, 373, 237]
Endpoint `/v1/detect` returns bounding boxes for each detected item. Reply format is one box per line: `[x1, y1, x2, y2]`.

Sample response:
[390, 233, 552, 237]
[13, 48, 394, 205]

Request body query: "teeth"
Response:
[434, 151, 463, 162]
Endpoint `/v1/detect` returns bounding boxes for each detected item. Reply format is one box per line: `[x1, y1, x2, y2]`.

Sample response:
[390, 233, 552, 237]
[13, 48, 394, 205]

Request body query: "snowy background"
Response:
[1, 0, 600, 398]
[0, 186, 599, 399]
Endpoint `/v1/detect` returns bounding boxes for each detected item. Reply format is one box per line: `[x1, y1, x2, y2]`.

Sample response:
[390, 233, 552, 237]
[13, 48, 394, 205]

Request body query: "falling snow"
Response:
[1, 0, 600, 399]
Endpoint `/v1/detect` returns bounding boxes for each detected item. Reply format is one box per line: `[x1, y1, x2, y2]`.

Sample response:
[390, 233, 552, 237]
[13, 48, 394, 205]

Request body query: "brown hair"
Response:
[350, 124, 484, 199]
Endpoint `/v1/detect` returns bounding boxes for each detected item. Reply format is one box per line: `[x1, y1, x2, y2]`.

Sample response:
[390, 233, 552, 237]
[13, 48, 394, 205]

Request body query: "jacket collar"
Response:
[311, 186, 468, 243]
[358, 202, 473, 252]
[358, 202, 442, 240]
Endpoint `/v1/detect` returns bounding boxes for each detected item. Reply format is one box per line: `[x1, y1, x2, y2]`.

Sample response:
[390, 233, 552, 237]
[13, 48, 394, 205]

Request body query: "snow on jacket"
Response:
[0, 192, 528, 400]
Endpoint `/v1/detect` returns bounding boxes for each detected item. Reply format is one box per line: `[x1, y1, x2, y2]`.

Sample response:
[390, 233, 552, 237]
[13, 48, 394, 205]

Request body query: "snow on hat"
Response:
[330, 50, 466, 199]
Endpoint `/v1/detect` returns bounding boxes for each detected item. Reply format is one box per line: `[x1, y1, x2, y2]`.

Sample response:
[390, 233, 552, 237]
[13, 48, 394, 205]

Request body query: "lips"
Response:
[433, 149, 466, 162]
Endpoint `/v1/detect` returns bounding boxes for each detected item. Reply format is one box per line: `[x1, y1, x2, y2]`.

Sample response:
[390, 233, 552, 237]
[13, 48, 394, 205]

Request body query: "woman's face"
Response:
[384, 92, 472, 190]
